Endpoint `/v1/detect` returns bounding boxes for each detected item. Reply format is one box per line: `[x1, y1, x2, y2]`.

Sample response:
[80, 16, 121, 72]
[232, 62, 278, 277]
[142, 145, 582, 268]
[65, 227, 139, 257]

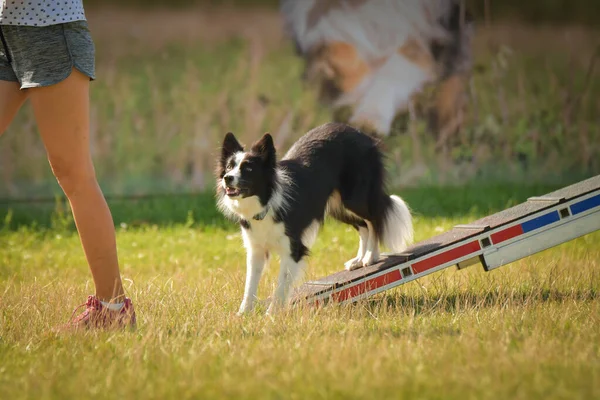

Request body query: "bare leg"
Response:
[28, 69, 124, 302]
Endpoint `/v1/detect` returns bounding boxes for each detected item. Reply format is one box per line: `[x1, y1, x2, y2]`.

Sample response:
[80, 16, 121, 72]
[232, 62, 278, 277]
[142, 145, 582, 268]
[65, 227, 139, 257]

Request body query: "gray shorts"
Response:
[0, 20, 95, 89]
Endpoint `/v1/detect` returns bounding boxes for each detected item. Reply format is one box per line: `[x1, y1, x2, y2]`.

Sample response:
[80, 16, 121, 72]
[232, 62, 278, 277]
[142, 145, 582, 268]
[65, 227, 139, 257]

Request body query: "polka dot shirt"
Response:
[0, 0, 86, 26]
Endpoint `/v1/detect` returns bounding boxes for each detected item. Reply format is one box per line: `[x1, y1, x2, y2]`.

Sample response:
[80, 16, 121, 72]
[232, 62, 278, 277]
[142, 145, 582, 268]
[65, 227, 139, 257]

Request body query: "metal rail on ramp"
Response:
[291, 175, 600, 307]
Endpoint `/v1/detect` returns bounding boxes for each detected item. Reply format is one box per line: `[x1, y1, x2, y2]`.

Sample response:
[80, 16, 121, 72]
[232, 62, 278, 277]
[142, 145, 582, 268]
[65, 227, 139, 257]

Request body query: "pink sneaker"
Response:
[64, 295, 137, 331]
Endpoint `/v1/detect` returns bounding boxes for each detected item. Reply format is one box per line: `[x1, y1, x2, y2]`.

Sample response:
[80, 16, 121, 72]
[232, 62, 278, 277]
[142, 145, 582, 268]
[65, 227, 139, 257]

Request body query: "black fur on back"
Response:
[275, 122, 393, 260]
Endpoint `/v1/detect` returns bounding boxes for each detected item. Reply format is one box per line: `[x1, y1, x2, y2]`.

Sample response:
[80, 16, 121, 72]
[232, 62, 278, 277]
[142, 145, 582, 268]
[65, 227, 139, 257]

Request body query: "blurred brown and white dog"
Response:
[280, 0, 474, 137]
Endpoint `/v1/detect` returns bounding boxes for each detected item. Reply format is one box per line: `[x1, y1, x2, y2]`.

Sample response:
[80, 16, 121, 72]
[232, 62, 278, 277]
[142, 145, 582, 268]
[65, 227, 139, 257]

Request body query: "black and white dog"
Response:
[216, 123, 413, 314]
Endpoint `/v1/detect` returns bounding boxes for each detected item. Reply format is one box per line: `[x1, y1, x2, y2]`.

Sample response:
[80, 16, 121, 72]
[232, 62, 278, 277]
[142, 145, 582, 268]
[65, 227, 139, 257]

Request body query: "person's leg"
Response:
[0, 80, 28, 135]
[28, 68, 124, 303]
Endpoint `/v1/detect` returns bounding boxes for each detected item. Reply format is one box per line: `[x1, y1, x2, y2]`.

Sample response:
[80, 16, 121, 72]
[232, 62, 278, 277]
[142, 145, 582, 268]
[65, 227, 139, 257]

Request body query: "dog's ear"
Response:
[222, 132, 244, 159]
[251, 133, 276, 166]
[217, 132, 244, 179]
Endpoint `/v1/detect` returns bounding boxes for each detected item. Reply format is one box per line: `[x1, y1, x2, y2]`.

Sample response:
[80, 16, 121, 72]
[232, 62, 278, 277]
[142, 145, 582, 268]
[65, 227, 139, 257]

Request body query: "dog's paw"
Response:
[361, 251, 380, 267]
[344, 256, 364, 271]
[237, 302, 253, 316]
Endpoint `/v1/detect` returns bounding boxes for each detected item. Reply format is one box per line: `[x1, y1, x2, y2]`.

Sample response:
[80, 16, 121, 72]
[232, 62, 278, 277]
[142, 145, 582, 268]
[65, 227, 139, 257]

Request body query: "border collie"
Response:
[280, 0, 473, 137]
[216, 122, 413, 314]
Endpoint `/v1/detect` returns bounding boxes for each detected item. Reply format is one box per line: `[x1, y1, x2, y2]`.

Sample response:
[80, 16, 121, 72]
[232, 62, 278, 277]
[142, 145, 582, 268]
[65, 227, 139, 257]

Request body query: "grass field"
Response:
[1, 3, 599, 399]
[1, 185, 599, 399]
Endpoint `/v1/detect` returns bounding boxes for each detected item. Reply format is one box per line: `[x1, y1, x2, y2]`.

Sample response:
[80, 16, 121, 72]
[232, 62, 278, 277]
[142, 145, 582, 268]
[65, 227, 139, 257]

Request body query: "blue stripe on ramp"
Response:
[570, 193, 600, 215]
[521, 211, 560, 233]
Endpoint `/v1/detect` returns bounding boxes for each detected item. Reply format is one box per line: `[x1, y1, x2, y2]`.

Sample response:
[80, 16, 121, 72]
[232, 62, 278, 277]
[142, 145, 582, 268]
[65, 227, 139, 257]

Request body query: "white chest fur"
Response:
[222, 194, 289, 253]
[242, 216, 288, 253]
[223, 194, 264, 219]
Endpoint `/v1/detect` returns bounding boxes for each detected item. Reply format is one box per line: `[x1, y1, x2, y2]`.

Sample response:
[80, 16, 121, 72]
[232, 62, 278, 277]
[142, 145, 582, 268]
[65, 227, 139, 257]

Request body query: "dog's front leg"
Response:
[238, 248, 267, 315]
[267, 255, 305, 315]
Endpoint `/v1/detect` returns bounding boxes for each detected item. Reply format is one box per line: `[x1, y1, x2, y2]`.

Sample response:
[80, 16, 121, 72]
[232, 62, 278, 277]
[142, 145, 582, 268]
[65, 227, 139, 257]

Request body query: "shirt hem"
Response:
[0, 16, 86, 27]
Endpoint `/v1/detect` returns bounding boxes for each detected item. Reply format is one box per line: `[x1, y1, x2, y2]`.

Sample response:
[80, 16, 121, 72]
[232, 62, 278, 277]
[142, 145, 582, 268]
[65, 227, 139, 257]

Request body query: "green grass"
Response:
[1, 185, 599, 399]
[0, 182, 564, 230]
[1, 5, 599, 398]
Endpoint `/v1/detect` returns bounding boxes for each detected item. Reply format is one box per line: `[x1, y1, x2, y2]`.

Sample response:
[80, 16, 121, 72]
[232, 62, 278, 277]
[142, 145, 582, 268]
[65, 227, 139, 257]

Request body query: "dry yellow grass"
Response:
[1, 5, 599, 399]
[0, 191, 600, 399]
[1, 205, 599, 399]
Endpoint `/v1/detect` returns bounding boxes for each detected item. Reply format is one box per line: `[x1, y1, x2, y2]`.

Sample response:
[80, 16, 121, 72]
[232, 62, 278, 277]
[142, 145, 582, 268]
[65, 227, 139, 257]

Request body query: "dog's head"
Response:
[216, 132, 277, 203]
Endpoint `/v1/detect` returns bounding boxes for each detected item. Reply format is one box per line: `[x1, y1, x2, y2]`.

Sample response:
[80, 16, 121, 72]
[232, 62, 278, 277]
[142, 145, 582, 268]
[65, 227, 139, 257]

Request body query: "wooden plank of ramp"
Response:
[291, 174, 600, 307]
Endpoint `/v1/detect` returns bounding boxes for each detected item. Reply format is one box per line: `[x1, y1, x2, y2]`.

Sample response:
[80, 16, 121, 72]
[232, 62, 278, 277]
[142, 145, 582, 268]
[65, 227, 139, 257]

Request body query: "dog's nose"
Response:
[224, 175, 234, 185]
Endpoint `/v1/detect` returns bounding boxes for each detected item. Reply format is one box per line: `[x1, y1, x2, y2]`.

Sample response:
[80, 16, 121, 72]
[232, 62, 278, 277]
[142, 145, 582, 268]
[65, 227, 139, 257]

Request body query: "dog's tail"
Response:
[381, 194, 414, 253]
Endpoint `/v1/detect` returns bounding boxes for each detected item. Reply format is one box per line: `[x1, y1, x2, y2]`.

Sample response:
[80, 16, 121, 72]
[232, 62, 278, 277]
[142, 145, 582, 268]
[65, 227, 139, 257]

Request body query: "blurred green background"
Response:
[107, 0, 600, 26]
[0, 0, 598, 201]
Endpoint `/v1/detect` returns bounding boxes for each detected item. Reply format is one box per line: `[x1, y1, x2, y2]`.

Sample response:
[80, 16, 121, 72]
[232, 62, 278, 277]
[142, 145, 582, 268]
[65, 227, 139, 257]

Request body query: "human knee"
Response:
[49, 155, 97, 196]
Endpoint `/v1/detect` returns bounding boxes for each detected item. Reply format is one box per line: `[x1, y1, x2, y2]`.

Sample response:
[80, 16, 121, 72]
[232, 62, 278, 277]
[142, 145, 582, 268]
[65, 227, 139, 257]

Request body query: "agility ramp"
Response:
[291, 175, 600, 307]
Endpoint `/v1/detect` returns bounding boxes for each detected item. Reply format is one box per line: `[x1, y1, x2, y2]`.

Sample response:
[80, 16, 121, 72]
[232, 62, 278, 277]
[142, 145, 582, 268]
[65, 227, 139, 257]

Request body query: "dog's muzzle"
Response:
[223, 175, 241, 197]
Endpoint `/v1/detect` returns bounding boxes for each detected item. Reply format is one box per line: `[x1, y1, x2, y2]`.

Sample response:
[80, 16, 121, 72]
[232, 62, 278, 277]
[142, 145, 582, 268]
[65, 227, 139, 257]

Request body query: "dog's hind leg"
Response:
[336, 190, 383, 268]
[238, 248, 268, 315]
[361, 220, 381, 267]
[345, 223, 369, 271]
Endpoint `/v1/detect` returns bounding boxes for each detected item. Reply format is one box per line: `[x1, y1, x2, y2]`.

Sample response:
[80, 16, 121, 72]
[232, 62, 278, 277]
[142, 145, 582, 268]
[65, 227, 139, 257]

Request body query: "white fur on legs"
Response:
[361, 221, 381, 267]
[238, 248, 267, 315]
[267, 255, 306, 315]
[345, 225, 369, 271]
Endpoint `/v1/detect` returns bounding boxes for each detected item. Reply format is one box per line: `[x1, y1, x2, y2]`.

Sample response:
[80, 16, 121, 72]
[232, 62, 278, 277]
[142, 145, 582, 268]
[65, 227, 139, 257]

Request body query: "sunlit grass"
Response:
[1, 189, 599, 399]
[0, 4, 598, 398]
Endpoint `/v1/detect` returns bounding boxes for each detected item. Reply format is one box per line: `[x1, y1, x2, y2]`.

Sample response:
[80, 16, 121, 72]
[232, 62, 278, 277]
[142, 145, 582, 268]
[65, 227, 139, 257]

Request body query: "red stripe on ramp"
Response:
[412, 240, 481, 274]
[331, 269, 402, 302]
[490, 224, 523, 244]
